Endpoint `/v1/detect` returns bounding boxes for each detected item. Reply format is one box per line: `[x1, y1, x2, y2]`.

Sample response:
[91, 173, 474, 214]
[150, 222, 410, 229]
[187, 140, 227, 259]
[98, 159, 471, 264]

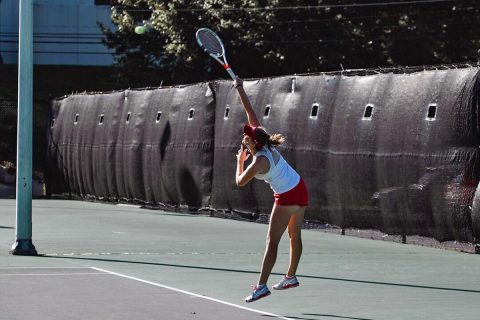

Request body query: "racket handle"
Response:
[225, 67, 237, 80]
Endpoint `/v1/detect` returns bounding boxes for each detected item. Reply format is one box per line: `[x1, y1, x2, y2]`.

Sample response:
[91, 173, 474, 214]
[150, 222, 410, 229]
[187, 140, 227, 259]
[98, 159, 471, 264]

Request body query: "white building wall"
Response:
[0, 0, 116, 66]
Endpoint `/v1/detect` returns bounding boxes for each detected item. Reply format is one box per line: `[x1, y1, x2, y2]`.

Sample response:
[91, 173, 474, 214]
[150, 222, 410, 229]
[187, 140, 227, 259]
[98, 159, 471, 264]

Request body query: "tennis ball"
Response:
[134, 26, 146, 35]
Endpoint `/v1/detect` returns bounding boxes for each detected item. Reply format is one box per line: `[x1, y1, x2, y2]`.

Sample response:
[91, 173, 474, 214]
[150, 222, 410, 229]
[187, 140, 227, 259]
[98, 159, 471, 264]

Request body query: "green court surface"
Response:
[1, 199, 479, 320]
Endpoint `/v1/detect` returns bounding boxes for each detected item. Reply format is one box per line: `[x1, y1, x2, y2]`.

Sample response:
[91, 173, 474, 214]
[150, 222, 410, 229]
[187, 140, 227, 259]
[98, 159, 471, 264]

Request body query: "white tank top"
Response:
[254, 147, 300, 194]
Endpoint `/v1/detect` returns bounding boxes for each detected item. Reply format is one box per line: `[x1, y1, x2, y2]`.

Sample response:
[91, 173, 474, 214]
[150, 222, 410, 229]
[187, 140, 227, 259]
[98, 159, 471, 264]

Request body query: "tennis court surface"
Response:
[1, 199, 479, 320]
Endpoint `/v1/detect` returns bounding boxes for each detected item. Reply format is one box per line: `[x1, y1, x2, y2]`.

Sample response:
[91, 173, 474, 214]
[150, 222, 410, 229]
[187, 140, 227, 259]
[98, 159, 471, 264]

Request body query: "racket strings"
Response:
[197, 30, 224, 56]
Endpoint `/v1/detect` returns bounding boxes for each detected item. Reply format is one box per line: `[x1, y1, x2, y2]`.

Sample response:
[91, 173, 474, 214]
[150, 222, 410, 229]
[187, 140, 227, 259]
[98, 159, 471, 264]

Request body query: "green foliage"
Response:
[103, 0, 480, 86]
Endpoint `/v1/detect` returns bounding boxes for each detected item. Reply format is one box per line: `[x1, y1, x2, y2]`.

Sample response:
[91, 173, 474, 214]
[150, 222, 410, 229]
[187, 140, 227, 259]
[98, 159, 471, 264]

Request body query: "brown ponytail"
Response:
[268, 133, 286, 147]
[254, 127, 286, 150]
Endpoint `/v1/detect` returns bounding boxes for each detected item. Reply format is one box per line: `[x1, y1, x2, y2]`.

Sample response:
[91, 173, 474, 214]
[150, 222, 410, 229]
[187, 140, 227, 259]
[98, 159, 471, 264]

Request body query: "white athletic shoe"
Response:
[245, 284, 271, 302]
[272, 275, 299, 290]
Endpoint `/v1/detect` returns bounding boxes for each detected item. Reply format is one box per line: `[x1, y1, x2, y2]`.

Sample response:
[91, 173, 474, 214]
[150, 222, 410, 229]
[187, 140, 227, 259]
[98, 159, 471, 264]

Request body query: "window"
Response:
[99, 114, 104, 125]
[188, 108, 195, 120]
[310, 103, 319, 119]
[363, 104, 374, 120]
[156, 111, 162, 123]
[95, 0, 113, 5]
[224, 107, 230, 119]
[426, 103, 437, 121]
[264, 104, 271, 118]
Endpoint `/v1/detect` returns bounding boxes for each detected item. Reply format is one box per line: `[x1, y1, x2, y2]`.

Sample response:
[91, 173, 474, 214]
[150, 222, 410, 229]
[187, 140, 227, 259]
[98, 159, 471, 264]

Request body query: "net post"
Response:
[10, 0, 37, 256]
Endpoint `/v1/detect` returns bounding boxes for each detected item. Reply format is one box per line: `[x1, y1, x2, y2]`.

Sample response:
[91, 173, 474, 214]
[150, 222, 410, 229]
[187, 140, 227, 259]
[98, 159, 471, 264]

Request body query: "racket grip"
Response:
[225, 67, 237, 80]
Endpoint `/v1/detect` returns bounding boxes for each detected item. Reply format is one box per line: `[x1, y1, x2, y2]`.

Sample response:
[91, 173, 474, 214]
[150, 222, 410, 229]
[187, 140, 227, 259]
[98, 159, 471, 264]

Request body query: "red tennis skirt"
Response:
[274, 178, 309, 207]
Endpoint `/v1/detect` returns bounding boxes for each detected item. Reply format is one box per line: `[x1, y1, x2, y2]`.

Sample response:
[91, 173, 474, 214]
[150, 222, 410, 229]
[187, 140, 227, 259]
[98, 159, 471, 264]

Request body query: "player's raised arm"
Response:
[234, 77, 261, 128]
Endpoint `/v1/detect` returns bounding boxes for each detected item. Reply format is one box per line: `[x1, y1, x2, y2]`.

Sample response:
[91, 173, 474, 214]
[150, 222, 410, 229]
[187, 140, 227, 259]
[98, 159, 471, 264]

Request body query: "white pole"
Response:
[10, 0, 37, 255]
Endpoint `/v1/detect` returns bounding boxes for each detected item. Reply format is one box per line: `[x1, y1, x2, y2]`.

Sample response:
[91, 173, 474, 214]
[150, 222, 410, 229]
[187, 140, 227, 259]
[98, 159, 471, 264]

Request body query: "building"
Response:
[0, 0, 116, 66]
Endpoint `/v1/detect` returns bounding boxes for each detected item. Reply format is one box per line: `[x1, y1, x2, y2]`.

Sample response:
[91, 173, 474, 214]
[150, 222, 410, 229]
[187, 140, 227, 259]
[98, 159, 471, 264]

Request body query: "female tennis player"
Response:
[233, 77, 309, 303]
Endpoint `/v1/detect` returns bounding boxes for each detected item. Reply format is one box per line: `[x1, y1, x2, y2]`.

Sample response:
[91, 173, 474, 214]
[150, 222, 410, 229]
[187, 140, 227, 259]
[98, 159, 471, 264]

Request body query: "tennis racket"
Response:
[196, 28, 237, 80]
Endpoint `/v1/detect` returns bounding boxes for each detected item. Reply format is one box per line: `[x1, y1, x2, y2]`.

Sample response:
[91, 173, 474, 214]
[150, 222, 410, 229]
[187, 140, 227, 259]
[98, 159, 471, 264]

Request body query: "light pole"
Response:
[10, 0, 37, 256]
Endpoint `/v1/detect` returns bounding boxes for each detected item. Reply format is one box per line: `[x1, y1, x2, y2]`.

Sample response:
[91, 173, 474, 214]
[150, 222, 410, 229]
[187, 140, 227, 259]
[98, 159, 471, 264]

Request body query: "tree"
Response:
[102, 0, 480, 86]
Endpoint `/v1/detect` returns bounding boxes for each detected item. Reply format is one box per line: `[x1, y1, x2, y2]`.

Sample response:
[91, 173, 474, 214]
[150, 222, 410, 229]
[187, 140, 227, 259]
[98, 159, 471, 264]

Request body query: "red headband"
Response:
[243, 124, 265, 150]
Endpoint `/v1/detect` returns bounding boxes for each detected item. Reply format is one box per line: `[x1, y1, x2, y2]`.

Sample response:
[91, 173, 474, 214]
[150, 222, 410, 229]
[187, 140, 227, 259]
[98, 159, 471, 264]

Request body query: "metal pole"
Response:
[10, 0, 37, 255]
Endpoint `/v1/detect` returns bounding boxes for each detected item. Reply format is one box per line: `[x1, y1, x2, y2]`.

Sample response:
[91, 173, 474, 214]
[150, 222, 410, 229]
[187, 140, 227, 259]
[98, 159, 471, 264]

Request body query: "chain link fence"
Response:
[0, 98, 48, 169]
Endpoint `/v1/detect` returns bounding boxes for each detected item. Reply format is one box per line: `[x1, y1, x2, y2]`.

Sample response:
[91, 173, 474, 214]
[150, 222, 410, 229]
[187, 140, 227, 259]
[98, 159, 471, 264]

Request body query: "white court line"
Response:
[0, 273, 105, 276]
[91, 267, 294, 320]
[0, 267, 91, 269]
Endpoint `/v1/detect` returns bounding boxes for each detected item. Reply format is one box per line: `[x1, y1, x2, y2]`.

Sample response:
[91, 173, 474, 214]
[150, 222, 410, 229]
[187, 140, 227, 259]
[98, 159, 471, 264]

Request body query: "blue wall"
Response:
[0, 0, 115, 66]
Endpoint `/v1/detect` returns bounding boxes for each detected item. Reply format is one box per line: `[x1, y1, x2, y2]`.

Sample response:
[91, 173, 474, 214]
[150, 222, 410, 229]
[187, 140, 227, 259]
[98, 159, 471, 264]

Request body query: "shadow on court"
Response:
[262, 315, 375, 320]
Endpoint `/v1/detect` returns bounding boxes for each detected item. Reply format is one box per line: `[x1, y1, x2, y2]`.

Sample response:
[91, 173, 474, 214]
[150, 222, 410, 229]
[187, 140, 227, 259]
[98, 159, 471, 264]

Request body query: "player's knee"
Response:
[288, 229, 302, 241]
[266, 235, 280, 249]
